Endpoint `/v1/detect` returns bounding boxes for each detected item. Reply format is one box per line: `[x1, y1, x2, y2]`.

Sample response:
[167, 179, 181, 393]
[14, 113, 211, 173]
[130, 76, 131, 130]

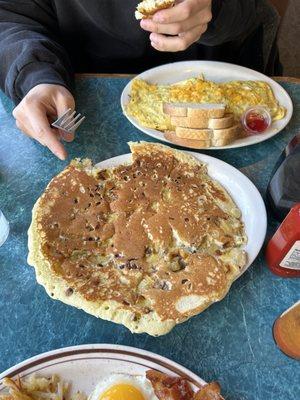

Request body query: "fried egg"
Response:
[88, 374, 158, 400]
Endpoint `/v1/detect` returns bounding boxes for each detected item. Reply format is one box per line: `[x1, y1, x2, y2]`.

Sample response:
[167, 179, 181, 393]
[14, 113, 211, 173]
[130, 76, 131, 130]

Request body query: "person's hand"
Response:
[12, 84, 75, 160]
[140, 0, 212, 52]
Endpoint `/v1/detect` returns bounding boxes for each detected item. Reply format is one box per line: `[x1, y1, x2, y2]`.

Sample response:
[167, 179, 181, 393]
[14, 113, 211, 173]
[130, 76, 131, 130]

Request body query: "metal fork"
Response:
[51, 108, 85, 133]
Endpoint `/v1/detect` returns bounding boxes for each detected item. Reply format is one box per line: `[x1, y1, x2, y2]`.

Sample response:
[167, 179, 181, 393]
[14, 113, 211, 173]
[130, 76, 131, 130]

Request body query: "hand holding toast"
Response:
[140, 0, 212, 52]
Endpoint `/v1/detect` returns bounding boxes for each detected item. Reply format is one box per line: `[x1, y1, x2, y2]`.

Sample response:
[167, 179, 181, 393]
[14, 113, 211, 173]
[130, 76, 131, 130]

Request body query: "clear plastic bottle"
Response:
[0, 209, 9, 247]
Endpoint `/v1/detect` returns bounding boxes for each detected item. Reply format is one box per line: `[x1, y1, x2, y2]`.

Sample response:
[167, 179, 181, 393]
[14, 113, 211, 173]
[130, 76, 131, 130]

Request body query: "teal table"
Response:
[0, 76, 299, 400]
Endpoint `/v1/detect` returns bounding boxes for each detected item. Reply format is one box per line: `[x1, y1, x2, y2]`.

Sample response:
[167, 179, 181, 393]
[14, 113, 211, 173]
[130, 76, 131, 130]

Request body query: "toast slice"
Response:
[165, 124, 240, 148]
[163, 102, 189, 117]
[166, 103, 226, 129]
[164, 131, 211, 149]
[187, 103, 225, 118]
[171, 115, 210, 129]
[163, 102, 240, 147]
[135, 0, 175, 19]
[212, 125, 240, 146]
[175, 127, 213, 140]
[164, 102, 226, 119]
[208, 114, 234, 129]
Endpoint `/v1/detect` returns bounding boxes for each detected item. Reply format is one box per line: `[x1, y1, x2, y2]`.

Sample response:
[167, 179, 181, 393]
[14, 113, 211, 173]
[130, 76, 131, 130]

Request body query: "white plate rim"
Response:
[95, 150, 267, 276]
[0, 344, 206, 388]
[121, 60, 293, 150]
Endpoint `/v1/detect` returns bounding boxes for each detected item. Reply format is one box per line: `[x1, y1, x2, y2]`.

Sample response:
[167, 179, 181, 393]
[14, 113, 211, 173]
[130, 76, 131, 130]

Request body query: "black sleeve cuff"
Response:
[12, 61, 74, 104]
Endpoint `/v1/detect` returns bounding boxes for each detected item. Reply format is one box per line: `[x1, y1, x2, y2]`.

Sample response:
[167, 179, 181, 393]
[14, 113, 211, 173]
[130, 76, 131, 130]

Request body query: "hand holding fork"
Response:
[12, 84, 85, 160]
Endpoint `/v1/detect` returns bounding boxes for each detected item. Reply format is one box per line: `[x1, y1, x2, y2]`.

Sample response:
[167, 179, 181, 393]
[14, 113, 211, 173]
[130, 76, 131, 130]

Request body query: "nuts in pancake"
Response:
[28, 142, 247, 336]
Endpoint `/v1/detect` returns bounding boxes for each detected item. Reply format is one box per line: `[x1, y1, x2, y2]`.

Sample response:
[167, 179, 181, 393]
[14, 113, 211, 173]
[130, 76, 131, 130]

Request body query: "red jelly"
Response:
[265, 204, 300, 278]
[242, 106, 271, 135]
[246, 113, 269, 132]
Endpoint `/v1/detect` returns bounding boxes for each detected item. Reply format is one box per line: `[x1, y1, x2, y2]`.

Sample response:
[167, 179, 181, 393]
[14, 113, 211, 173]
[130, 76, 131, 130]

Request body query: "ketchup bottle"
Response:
[265, 204, 300, 277]
[265, 134, 300, 278]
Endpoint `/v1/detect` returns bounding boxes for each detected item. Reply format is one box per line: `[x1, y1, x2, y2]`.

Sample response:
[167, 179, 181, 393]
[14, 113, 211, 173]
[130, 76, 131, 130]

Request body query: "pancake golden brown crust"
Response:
[28, 142, 247, 336]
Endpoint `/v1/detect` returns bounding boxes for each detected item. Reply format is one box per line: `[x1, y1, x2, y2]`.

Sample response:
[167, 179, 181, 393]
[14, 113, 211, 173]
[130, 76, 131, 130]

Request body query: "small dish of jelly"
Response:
[241, 107, 272, 135]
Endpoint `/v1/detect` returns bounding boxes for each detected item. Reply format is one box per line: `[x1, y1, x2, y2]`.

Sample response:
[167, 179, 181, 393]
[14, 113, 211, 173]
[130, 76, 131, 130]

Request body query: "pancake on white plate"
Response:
[28, 142, 247, 336]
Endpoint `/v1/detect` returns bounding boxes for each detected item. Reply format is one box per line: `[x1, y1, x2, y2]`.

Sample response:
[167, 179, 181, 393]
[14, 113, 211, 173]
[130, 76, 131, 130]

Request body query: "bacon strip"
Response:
[146, 370, 194, 400]
[146, 370, 222, 400]
[194, 382, 222, 400]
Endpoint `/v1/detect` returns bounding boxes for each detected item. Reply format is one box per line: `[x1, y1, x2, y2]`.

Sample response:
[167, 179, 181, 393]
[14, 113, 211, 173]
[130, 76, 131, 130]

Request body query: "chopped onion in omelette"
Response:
[126, 77, 286, 131]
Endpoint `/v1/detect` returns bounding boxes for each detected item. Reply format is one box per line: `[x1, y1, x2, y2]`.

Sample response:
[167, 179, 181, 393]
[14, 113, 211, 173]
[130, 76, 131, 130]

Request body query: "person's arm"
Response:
[200, 0, 258, 46]
[0, 0, 73, 103]
[140, 0, 258, 51]
[0, 0, 75, 160]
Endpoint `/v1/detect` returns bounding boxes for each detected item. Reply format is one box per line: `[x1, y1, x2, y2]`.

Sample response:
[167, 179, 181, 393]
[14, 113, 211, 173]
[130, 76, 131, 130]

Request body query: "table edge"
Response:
[75, 73, 136, 78]
[272, 76, 300, 83]
[75, 73, 300, 83]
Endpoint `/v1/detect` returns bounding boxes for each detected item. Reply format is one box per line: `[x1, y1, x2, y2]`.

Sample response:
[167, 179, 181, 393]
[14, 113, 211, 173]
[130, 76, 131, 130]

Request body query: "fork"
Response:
[51, 108, 86, 133]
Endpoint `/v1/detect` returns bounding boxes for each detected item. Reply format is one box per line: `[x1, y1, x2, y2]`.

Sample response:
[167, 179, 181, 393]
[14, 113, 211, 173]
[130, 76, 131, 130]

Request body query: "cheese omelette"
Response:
[28, 142, 247, 336]
[126, 77, 286, 131]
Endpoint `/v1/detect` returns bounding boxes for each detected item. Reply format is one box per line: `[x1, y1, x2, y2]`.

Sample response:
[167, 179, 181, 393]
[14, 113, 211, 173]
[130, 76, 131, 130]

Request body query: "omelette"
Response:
[28, 142, 247, 336]
[126, 77, 286, 131]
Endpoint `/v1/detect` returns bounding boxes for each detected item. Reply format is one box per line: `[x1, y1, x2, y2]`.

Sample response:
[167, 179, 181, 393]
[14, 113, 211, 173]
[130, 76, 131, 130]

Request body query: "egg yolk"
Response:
[99, 384, 145, 400]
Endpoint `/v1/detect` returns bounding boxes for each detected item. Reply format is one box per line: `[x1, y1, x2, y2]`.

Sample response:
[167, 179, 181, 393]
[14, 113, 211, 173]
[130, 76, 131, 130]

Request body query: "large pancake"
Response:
[28, 142, 247, 336]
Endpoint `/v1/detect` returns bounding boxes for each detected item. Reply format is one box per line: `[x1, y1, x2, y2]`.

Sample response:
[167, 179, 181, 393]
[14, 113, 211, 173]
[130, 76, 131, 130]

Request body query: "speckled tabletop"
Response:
[0, 77, 299, 400]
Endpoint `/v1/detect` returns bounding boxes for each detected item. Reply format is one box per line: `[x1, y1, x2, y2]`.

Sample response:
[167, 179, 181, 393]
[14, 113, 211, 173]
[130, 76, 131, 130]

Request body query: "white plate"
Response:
[0, 344, 205, 395]
[96, 151, 267, 276]
[121, 61, 293, 150]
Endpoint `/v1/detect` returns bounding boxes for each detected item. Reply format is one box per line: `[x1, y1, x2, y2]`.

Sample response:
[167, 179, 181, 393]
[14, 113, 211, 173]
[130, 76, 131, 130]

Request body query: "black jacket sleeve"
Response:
[201, 0, 258, 46]
[0, 0, 73, 104]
